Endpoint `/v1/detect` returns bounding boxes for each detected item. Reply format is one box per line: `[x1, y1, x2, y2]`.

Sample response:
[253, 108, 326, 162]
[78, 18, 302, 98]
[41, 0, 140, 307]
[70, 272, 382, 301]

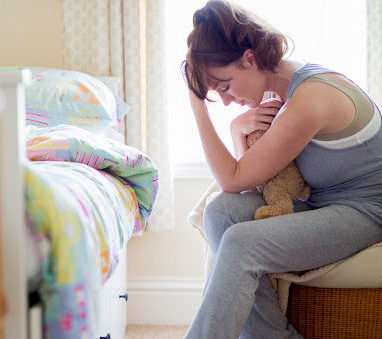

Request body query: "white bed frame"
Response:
[0, 69, 30, 339]
[0, 70, 129, 339]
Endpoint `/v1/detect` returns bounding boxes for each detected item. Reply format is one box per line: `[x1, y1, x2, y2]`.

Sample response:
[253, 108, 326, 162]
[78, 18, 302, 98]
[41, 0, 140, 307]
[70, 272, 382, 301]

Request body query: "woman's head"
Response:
[183, 0, 290, 101]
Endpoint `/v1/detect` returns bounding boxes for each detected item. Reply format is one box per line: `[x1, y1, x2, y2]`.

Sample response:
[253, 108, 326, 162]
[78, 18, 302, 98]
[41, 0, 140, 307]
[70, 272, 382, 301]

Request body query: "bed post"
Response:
[0, 69, 31, 339]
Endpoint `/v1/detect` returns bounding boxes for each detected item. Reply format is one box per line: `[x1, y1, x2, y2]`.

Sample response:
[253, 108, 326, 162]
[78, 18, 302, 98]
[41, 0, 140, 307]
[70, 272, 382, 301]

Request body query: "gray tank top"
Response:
[289, 63, 382, 225]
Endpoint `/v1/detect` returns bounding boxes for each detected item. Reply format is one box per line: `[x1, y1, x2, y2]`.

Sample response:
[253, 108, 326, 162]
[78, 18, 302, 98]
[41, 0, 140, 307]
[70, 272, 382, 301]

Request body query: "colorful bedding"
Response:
[25, 125, 158, 338]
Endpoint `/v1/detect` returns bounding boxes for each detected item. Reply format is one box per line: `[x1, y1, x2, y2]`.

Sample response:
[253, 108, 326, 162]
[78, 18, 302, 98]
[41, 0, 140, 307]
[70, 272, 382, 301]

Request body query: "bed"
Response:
[0, 68, 158, 338]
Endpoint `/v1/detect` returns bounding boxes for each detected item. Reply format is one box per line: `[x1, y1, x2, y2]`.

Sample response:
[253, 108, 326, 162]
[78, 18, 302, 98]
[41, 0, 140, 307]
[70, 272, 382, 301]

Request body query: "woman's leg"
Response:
[240, 275, 300, 339]
[185, 193, 382, 339]
[202, 191, 307, 338]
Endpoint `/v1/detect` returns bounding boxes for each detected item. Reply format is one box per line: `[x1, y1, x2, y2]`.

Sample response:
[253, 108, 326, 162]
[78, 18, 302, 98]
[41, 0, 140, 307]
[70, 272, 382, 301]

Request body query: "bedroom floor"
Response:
[125, 324, 188, 338]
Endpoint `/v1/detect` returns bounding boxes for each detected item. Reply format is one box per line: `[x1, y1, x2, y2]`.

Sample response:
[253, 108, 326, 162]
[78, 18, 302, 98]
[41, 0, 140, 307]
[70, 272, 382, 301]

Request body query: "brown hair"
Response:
[182, 0, 291, 100]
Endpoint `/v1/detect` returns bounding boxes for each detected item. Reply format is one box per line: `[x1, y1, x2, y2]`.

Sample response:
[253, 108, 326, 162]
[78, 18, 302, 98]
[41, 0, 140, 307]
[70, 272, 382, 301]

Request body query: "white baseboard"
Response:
[126, 277, 205, 325]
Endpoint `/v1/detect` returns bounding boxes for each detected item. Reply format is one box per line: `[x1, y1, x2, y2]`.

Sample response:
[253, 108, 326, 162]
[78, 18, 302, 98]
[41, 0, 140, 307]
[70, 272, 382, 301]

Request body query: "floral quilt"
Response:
[24, 125, 158, 338]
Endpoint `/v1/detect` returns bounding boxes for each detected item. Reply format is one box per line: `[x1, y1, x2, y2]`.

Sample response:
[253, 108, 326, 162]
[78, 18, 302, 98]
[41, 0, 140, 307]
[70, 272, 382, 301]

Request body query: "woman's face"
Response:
[206, 51, 266, 108]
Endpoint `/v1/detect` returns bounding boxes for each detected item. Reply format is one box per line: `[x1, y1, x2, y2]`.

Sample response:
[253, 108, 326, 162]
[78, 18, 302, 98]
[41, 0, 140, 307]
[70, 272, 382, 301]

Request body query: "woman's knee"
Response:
[204, 192, 236, 222]
[217, 224, 264, 276]
[219, 224, 251, 255]
[203, 190, 265, 254]
[218, 223, 271, 270]
[204, 190, 263, 227]
[203, 192, 240, 252]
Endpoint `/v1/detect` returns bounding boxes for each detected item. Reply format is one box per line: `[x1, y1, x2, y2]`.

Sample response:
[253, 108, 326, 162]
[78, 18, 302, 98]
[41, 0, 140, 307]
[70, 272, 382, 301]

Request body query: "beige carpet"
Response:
[125, 325, 188, 338]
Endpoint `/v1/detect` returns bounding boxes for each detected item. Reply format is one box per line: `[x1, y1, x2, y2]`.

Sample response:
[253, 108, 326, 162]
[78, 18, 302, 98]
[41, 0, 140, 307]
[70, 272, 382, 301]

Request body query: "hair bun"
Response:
[193, 7, 212, 26]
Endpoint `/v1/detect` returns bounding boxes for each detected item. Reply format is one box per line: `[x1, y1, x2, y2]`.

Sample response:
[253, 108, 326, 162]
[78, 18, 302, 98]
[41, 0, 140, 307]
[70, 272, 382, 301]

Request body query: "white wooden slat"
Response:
[0, 69, 31, 339]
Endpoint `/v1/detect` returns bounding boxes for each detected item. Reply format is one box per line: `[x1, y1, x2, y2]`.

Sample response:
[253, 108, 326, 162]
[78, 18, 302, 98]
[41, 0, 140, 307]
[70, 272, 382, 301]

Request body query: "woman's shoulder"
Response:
[286, 75, 356, 137]
[287, 62, 340, 99]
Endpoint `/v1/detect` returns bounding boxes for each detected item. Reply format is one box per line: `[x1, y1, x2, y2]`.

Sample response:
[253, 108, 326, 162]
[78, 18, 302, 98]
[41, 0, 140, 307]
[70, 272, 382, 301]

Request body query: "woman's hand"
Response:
[230, 97, 283, 158]
[230, 98, 283, 137]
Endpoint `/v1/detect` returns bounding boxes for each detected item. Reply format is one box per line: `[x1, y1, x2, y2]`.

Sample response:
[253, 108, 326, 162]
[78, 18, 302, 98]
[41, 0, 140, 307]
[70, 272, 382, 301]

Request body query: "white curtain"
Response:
[61, 0, 174, 232]
[367, 0, 382, 108]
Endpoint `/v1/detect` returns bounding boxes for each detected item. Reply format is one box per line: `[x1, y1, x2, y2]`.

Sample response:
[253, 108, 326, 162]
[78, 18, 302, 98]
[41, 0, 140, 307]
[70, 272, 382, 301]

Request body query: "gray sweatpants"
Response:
[184, 191, 382, 339]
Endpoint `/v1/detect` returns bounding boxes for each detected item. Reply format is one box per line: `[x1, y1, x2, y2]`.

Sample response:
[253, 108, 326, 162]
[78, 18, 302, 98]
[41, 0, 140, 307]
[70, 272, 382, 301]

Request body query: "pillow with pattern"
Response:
[0, 67, 130, 132]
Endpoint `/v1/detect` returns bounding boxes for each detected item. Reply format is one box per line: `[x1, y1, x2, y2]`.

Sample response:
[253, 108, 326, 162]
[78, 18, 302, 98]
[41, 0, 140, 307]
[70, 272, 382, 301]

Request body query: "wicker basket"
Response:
[286, 284, 382, 338]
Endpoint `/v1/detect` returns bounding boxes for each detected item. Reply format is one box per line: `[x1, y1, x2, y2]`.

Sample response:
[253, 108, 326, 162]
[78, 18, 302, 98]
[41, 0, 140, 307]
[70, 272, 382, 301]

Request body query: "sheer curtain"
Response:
[61, 0, 174, 232]
[367, 0, 382, 108]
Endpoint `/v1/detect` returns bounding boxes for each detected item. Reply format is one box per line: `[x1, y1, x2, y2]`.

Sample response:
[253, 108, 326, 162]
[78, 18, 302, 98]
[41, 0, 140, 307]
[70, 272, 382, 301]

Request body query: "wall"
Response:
[0, 0, 64, 68]
[125, 178, 211, 324]
[0, 0, 210, 324]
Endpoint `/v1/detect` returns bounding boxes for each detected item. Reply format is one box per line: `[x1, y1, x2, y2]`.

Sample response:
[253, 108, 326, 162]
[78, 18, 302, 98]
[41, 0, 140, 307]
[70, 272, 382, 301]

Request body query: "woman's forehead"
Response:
[204, 66, 233, 89]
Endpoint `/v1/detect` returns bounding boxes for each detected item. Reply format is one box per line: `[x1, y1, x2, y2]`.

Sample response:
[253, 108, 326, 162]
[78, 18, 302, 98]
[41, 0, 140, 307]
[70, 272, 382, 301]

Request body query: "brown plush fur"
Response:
[247, 130, 310, 220]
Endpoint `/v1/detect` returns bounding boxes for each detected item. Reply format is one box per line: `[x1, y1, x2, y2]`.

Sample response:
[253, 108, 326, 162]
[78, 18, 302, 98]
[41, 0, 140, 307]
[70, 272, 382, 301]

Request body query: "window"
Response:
[165, 0, 366, 178]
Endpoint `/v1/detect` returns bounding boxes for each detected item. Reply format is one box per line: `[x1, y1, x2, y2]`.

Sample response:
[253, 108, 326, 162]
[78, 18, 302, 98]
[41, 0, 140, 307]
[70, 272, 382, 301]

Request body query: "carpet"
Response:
[125, 325, 188, 338]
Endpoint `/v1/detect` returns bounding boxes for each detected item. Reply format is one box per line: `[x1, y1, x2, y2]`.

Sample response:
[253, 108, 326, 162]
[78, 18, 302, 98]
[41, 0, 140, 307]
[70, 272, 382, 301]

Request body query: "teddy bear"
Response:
[246, 130, 310, 220]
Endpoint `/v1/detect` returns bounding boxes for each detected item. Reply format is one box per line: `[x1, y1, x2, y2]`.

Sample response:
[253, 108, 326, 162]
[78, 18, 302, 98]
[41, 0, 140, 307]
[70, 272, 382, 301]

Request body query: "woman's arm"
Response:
[189, 91, 238, 183]
[189, 83, 330, 193]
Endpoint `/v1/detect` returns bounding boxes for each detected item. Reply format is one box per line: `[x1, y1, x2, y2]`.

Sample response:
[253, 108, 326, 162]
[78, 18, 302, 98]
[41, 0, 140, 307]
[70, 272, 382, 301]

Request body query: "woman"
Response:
[182, 0, 382, 338]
